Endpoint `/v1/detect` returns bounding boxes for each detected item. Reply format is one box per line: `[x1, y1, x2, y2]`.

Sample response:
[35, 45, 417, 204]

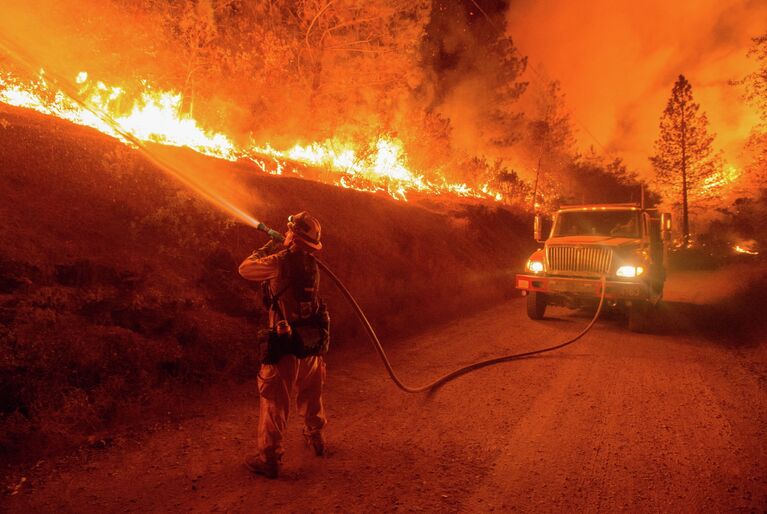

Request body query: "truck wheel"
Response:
[526, 292, 547, 320]
[628, 301, 649, 332]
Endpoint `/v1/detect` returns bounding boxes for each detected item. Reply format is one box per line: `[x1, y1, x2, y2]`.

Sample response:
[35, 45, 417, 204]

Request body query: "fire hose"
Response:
[258, 223, 607, 394]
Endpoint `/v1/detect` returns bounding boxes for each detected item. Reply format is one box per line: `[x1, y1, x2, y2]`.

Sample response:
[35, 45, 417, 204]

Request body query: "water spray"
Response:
[0, 34, 266, 232]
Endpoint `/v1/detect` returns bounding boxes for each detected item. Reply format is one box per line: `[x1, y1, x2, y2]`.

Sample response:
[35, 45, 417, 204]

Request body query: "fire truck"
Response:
[516, 203, 672, 332]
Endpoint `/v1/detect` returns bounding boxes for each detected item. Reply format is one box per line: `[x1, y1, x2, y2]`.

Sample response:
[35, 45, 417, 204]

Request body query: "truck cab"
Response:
[516, 203, 672, 332]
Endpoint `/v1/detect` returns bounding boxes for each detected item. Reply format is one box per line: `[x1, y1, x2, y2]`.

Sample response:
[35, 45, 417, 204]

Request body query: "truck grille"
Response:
[546, 246, 612, 275]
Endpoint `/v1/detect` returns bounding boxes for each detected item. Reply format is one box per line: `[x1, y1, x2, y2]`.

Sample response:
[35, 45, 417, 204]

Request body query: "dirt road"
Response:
[5, 269, 767, 513]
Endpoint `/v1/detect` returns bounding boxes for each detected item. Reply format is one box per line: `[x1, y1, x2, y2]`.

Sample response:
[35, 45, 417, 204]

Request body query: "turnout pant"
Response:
[257, 354, 326, 461]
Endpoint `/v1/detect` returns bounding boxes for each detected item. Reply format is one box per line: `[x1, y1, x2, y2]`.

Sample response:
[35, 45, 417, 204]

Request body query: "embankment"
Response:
[0, 104, 534, 462]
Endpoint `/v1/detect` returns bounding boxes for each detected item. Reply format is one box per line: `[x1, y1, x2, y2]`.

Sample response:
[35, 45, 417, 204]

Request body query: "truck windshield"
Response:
[553, 210, 640, 238]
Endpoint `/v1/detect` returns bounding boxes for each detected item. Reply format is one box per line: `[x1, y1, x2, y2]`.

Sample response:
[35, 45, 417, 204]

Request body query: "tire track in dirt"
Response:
[460, 314, 611, 512]
[461, 309, 767, 513]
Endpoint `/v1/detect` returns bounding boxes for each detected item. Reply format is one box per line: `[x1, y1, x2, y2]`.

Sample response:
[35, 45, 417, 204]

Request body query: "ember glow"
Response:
[734, 244, 759, 255]
[700, 165, 741, 194]
[0, 70, 503, 203]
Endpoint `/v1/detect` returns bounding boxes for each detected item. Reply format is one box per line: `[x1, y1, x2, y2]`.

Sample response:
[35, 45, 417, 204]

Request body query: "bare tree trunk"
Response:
[181, 57, 198, 117]
[681, 102, 689, 247]
[531, 153, 542, 213]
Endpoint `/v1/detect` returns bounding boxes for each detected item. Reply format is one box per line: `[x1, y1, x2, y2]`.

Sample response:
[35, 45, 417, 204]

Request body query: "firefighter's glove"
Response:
[251, 239, 281, 259]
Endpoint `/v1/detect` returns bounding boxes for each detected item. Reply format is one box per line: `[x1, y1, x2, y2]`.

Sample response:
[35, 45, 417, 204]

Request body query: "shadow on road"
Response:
[647, 263, 767, 347]
[542, 276, 767, 347]
[649, 299, 764, 347]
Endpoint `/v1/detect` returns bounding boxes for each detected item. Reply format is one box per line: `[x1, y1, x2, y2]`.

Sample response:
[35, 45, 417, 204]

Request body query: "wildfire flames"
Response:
[0, 70, 503, 203]
[734, 244, 759, 256]
[701, 165, 741, 194]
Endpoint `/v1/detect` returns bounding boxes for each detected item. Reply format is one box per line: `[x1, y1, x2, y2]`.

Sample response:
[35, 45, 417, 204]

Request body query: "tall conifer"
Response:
[650, 75, 721, 247]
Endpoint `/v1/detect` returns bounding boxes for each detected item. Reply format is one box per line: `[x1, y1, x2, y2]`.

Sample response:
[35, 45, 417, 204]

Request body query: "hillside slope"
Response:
[0, 104, 534, 462]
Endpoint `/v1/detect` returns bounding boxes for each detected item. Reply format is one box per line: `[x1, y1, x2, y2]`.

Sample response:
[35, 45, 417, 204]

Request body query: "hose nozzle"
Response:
[256, 222, 285, 242]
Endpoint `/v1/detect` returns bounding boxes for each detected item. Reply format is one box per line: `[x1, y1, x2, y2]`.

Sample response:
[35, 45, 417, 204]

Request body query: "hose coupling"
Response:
[257, 222, 285, 242]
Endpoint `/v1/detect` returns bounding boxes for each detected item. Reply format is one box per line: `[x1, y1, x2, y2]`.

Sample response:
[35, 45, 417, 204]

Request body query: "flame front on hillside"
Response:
[0, 69, 503, 203]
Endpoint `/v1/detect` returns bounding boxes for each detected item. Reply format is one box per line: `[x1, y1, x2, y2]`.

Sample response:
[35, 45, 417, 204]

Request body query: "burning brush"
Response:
[0, 68, 504, 204]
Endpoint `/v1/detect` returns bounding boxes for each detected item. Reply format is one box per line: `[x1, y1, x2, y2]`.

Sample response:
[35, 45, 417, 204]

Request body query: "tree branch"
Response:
[320, 13, 395, 47]
[326, 47, 391, 54]
[305, 1, 334, 51]
[468, 0, 497, 30]
[325, 39, 375, 51]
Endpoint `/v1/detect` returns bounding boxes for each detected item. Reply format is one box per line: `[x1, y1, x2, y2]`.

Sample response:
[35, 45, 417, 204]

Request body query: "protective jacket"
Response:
[239, 239, 328, 466]
[239, 240, 320, 328]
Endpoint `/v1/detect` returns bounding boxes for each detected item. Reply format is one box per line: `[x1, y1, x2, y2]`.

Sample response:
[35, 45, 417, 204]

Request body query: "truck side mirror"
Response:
[661, 213, 672, 241]
[534, 214, 547, 243]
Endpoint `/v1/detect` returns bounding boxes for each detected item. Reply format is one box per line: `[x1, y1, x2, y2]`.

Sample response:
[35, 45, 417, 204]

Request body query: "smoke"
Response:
[505, 0, 767, 175]
[419, 0, 528, 175]
[3, 0, 763, 193]
[0, 1, 162, 82]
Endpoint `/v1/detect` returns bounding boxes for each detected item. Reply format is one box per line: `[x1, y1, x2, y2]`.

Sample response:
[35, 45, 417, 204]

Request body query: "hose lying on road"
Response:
[318, 259, 608, 394]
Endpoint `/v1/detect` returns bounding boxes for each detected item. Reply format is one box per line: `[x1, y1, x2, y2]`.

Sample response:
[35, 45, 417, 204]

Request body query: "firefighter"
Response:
[239, 211, 329, 479]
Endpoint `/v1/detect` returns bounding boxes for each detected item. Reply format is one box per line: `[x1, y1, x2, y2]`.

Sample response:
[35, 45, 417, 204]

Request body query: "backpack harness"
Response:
[258, 251, 330, 364]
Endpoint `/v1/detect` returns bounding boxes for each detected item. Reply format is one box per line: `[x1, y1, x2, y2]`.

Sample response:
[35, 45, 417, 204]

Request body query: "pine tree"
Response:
[650, 74, 722, 247]
[527, 80, 575, 211]
[742, 32, 767, 182]
[744, 32, 767, 127]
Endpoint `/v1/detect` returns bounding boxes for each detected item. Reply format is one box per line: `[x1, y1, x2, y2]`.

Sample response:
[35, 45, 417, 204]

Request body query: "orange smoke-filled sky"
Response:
[506, 0, 766, 175]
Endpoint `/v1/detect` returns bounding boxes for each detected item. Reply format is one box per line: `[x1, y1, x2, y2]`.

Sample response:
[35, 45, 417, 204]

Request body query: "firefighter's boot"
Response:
[304, 430, 325, 457]
[245, 454, 280, 479]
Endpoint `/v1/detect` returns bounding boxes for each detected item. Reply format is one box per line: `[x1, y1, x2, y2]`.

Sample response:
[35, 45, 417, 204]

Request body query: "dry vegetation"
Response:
[0, 104, 533, 463]
[0, 0, 656, 213]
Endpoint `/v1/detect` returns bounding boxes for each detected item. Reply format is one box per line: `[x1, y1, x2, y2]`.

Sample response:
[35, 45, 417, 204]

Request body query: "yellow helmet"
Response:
[287, 211, 322, 251]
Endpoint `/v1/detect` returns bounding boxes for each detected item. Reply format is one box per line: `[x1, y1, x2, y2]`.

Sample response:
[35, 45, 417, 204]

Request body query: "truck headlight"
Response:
[616, 265, 644, 278]
[527, 259, 544, 274]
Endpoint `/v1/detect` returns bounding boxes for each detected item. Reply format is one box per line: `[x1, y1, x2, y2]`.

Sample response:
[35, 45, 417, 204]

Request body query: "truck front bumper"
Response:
[516, 274, 650, 300]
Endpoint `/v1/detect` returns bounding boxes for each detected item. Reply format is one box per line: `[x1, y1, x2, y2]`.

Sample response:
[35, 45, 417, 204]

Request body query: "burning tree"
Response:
[564, 151, 656, 206]
[706, 31, 767, 255]
[741, 31, 767, 182]
[525, 80, 576, 211]
[650, 74, 722, 247]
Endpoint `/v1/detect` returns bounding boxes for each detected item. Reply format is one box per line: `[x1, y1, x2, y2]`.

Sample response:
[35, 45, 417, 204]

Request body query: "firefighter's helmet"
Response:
[287, 211, 322, 251]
